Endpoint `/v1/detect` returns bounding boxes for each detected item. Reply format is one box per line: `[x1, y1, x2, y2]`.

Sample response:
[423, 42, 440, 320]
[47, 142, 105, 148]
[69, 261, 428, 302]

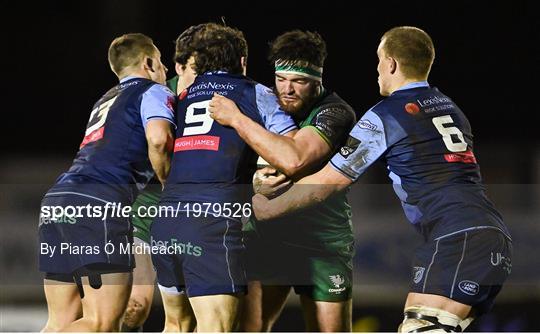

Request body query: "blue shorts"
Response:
[38, 192, 134, 275]
[151, 209, 246, 297]
[410, 227, 512, 315]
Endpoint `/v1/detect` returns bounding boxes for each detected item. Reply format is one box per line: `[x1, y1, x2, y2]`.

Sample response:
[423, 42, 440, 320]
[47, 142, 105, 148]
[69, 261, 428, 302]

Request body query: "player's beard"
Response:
[277, 92, 316, 117]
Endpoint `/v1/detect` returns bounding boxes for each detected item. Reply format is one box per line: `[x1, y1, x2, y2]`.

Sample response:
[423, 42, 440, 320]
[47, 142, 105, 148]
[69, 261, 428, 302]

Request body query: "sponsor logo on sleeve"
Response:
[357, 120, 377, 131]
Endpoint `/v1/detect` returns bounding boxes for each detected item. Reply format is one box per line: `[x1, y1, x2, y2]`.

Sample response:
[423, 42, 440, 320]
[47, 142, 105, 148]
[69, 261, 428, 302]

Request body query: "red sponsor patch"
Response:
[405, 102, 420, 115]
[80, 127, 104, 148]
[174, 135, 220, 152]
[179, 89, 188, 100]
[444, 150, 477, 164]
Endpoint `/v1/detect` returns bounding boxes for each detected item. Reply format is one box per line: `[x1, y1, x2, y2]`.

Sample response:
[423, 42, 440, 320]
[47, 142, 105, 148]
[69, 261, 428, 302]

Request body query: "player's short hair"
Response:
[176, 22, 247, 75]
[174, 24, 206, 67]
[268, 30, 327, 68]
[381, 26, 435, 79]
[108, 33, 156, 76]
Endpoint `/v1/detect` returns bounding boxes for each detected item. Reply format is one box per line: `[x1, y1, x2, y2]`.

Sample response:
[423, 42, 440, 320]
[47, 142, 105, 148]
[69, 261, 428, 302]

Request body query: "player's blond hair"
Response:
[108, 33, 156, 77]
[381, 26, 435, 80]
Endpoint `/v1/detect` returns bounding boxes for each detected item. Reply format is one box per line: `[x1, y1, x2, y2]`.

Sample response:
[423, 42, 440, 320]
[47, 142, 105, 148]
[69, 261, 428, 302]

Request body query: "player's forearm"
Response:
[232, 115, 304, 177]
[148, 145, 171, 185]
[146, 120, 174, 185]
[257, 166, 350, 220]
[271, 184, 334, 217]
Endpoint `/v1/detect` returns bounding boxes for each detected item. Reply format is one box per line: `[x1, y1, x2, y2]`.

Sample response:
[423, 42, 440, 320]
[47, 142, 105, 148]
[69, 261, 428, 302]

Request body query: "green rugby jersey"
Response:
[245, 89, 356, 253]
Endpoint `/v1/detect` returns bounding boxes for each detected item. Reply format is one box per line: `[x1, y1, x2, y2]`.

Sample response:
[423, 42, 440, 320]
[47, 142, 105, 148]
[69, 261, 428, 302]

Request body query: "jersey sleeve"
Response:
[307, 104, 356, 150]
[254, 84, 297, 135]
[329, 109, 405, 182]
[140, 84, 176, 130]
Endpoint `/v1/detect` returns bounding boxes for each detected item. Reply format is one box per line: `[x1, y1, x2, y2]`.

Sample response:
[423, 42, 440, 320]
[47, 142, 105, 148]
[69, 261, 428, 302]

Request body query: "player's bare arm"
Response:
[209, 93, 330, 179]
[253, 163, 351, 220]
[146, 119, 174, 185]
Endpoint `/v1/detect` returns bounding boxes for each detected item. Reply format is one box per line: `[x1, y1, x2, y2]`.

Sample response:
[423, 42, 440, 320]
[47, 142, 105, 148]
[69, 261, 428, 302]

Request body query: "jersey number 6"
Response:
[432, 115, 467, 152]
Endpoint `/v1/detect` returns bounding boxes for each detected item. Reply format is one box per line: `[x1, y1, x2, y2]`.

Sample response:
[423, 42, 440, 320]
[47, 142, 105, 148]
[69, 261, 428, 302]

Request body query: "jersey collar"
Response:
[120, 75, 138, 83]
[394, 81, 429, 92]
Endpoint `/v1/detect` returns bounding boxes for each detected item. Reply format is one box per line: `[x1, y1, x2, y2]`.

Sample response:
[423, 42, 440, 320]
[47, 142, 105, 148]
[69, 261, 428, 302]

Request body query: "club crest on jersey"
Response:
[405, 102, 421, 115]
[413, 266, 425, 284]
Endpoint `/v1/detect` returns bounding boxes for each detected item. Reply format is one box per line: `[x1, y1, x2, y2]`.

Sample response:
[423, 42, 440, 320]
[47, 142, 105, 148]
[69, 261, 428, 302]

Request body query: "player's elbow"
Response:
[279, 158, 306, 178]
[147, 131, 170, 152]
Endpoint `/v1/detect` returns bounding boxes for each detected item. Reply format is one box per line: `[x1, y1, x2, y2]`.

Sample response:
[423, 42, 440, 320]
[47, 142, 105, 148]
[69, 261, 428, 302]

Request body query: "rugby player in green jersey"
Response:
[209, 30, 357, 331]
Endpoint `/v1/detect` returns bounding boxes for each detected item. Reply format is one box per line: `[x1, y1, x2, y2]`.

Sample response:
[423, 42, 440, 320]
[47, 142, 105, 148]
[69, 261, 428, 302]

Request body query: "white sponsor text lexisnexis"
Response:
[416, 96, 452, 107]
[189, 82, 236, 93]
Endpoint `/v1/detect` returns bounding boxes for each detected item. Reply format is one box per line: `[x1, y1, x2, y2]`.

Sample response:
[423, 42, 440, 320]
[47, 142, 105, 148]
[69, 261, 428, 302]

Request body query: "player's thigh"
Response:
[240, 281, 291, 331]
[300, 296, 352, 332]
[79, 271, 133, 322]
[404, 292, 472, 319]
[189, 293, 242, 332]
[131, 247, 156, 298]
[42, 278, 82, 331]
[159, 285, 196, 332]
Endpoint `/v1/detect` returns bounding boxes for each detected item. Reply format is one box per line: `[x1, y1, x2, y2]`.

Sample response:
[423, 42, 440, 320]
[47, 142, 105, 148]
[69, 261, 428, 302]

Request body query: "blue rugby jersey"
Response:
[331, 82, 510, 238]
[161, 72, 297, 206]
[48, 77, 175, 203]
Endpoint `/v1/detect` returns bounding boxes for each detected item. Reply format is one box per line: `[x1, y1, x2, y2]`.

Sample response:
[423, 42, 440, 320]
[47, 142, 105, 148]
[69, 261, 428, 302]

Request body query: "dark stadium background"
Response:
[2, 0, 538, 332]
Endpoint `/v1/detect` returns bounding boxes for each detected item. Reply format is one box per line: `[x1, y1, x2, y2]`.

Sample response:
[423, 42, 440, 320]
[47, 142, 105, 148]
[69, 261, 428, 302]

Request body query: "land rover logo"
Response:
[458, 280, 479, 296]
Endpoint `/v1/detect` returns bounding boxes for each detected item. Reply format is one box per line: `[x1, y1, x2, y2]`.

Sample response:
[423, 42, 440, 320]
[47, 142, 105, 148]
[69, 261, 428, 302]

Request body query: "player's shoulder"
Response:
[315, 91, 356, 120]
[252, 82, 280, 112]
[253, 82, 276, 98]
[147, 82, 175, 97]
[318, 91, 353, 109]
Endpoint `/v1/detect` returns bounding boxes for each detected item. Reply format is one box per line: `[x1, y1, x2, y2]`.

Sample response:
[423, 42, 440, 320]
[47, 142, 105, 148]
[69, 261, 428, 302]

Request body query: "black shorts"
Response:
[410, 227, 512, 314]
[38, 192, 134, 274]
[151, 210, 246, 298]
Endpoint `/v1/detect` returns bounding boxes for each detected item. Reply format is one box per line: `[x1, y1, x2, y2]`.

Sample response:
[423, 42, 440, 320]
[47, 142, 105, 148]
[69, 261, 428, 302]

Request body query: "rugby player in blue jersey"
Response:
[39, 33, 175, 332]
[150, 23, 297, 332]
[253, 26, 512, 332]
[122, 58, 198, 333]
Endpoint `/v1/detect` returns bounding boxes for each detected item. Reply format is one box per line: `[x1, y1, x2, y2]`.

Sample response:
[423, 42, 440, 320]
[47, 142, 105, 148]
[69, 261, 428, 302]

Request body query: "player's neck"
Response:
[118, 69, 151, 82]
[388, 76, 426, 94]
